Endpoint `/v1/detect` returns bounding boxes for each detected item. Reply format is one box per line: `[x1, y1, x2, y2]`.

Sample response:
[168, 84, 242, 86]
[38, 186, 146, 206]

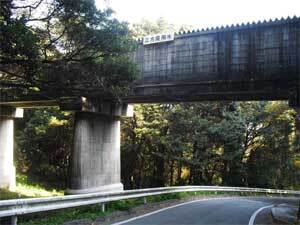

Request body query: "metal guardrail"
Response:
[1, 185, 300, 224]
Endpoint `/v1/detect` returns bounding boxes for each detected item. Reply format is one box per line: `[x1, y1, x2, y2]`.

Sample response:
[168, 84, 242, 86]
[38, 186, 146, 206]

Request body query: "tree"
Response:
[0, 0, 138, 100]
[131, 18, 175, 39]
[15, 108, 73, 189]
[245, 102, 299, 188]
[121, 104, 169, 188]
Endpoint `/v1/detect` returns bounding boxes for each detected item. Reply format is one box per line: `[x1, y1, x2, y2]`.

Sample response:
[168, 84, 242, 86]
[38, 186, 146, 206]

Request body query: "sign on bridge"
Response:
[143, 33, 174, 45]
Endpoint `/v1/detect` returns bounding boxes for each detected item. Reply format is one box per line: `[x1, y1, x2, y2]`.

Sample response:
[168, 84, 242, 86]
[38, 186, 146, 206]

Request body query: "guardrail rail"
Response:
[1, 185, 300, 225]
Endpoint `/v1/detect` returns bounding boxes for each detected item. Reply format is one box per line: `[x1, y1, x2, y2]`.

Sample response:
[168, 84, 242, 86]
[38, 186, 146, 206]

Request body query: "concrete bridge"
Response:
[0, 17, 299, 194]
[128, 16, 300, 104]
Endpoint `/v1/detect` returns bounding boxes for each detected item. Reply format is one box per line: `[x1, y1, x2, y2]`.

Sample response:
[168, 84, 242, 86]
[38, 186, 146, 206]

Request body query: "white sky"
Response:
[96, 0, 300, 29]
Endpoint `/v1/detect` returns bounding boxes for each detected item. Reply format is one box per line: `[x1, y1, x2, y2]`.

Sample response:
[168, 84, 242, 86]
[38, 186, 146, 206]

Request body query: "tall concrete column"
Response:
[0, 118, 15, 190]
[67, 112, 123, 194]
[62, 98, 133, 194]
[0, 107, 23, 190]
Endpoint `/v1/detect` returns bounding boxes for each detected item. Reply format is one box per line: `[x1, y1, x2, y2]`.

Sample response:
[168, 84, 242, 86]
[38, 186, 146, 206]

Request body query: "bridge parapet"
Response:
[129, 16, 300, 103]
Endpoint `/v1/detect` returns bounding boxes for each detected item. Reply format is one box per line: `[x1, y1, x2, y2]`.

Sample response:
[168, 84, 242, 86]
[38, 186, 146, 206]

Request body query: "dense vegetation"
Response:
[0, 0, 138, 100]
[14, 101, 300, 191]
[121, 102, 300, 189]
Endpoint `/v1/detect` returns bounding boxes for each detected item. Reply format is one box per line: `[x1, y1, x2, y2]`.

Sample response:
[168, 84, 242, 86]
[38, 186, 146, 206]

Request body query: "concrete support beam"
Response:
[59, 97, 133, 117]
[0, 107, 23, 191]
[67, 111, 123, 194]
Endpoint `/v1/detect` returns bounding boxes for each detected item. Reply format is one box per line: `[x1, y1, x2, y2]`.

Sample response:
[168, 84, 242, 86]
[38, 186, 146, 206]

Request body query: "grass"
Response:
[19, 201, 141, 225]
[0, 188, 27, 200]
[0, 174, 63, 200]
[19, 192, 195, 225]
[15, 174, 63, 197]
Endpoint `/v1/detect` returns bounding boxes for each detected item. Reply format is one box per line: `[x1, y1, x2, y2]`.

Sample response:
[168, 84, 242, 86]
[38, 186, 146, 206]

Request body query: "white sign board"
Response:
[143, 33, 174, 45]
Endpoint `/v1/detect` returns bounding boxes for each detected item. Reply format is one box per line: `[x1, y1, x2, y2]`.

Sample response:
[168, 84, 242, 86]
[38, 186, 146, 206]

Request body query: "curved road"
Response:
[112, 197, 297, 225]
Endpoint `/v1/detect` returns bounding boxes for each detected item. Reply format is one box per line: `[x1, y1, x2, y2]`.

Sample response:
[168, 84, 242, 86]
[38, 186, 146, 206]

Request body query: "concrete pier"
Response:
[67, 112, 123, 194]
[0, 107, 23, 190]
[0, 118, 15, 190]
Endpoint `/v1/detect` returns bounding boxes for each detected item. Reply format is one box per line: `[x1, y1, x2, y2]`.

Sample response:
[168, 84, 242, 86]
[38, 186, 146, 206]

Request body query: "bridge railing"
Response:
[1, 185, 300, 224]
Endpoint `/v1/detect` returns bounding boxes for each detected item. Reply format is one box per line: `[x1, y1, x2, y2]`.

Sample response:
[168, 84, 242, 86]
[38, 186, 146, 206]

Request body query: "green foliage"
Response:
[20, 205, 106, 225]
[0, 0, 138, 100]
[16, 108, 73, 189]
[121, 101, 300, 189]
[13, 101, 300, 194]
[246, 102, 300, 188]
[15, 174, 63, 197]
[130, 17, 196, 39]
[131, 18, 175, 38]
[0, 174, 62, 201]
[121, 104, 170, 188]
[0, 188, 26, 200]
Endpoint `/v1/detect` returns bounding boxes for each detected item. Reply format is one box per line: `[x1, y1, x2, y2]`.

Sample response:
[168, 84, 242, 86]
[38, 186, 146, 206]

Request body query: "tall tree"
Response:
[0, 0, 138, 100]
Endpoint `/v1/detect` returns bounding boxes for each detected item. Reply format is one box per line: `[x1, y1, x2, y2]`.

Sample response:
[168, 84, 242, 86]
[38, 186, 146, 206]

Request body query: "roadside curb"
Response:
[271, 204, 300, 225]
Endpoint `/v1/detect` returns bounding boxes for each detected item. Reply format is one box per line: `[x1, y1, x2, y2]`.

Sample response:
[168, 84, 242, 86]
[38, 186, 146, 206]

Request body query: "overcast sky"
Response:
[96, 0, 300, 29]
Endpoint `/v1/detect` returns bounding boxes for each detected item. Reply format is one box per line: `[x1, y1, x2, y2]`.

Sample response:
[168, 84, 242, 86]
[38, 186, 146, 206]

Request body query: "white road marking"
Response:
[248, 204, 273, 225]
[112, 197, 274, 225]
[111, 197, 231, 225]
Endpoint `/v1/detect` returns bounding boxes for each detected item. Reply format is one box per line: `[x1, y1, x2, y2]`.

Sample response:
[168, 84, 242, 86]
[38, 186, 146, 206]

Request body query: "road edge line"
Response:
[248, 204, 273, 225]
[111, 197, 229, 225]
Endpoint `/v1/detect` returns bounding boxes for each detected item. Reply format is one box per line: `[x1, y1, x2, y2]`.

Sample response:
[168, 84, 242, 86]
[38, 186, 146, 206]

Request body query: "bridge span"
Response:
[128, 16, 300, 105]
[0, 17, 299, 195]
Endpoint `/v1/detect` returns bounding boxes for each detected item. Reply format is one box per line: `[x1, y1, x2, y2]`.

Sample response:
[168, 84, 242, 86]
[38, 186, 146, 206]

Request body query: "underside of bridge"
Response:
[0, 17, 299, 193]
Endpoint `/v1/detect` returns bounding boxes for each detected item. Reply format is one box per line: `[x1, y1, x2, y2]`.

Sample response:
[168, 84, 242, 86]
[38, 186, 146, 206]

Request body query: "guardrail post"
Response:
[143, 197, 147, 204]
[101, 203, 105, 213]
[11, 216, 17, 225]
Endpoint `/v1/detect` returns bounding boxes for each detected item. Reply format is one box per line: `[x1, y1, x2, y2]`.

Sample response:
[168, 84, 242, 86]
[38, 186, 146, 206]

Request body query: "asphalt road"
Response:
[112, 197, 298, 225]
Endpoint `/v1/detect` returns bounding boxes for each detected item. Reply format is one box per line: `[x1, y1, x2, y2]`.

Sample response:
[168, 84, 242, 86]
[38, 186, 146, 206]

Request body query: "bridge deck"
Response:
[0, 17, 299, 107]
[130, 16, 300, 104]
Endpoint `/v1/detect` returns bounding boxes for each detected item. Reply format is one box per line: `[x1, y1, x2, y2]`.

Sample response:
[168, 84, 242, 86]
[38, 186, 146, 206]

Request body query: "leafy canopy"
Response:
[0, 0, 138, 100]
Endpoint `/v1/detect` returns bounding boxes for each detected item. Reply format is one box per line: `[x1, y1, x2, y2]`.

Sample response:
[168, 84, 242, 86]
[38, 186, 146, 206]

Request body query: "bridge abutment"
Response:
[65, 99, 133, 194]
[0, 107, 23, 190]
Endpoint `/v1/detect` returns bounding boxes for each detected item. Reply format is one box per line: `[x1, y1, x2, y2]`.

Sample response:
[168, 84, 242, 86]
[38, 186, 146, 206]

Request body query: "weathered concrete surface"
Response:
[67, 111, 123, 194]
[0, 107, 23, 190]
[0, 118, 15, 190]
[128, 17, 300, 103]
[60, 98, 134, 117]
